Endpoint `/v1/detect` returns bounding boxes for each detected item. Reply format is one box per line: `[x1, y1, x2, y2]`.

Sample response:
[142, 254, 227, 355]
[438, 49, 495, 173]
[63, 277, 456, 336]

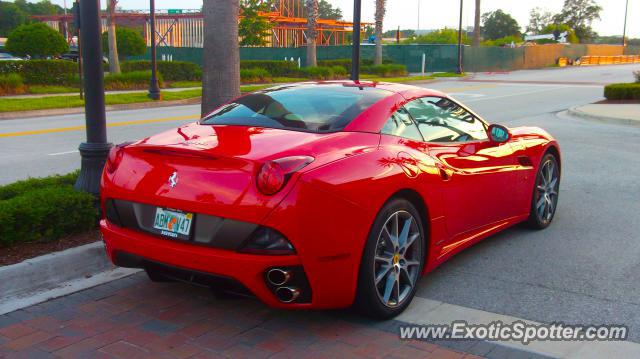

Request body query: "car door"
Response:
[404, 96, 520, 239]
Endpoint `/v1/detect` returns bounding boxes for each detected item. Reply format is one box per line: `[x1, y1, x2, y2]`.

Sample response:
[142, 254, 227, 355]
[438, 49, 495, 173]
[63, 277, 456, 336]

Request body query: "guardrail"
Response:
[578, 55, 640, 66]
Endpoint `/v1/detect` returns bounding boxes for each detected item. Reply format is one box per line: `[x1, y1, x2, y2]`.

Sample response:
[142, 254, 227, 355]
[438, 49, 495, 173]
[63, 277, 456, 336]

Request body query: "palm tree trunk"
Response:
[472, 0, 481, 47]
[374, 0, 386, 66]
[306, 0, 318, 67]
[201, 0, 240, 116]
[107, 0, 120, 73]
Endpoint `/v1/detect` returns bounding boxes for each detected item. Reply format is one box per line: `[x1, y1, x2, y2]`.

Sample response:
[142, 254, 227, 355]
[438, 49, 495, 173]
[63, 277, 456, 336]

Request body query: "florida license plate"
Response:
[153, 208, 193, 240]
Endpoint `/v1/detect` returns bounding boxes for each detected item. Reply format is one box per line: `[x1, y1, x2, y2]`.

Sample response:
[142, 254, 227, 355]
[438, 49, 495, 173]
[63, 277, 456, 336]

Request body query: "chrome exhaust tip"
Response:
[275, 287, 300, 303]
[266, 268, 291, 286]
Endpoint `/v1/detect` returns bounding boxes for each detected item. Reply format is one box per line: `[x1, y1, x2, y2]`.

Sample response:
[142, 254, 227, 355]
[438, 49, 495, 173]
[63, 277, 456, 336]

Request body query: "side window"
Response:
[381, 107, 424, 141]
[405, 97, 488, 143]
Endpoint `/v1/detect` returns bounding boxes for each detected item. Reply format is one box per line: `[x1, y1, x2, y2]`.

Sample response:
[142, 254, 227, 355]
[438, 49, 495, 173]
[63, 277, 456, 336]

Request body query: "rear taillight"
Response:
[105, 142, 132, 174]
[256, 156, 314, 195]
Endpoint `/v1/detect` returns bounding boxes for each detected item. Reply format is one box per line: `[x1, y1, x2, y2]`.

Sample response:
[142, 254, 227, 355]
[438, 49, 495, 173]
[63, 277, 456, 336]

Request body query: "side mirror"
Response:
[488, 124, 511, 143]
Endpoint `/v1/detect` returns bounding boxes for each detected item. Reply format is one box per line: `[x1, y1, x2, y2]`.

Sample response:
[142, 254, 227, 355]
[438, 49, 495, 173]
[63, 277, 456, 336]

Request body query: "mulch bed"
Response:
[595, 99, 640, 104]
[0, 230, 101, 267]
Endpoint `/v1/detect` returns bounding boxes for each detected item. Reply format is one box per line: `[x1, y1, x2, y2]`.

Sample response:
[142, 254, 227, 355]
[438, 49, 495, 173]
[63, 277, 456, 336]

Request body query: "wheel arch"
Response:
[385, 188, 431, 262]
[545, 145, 561, 174]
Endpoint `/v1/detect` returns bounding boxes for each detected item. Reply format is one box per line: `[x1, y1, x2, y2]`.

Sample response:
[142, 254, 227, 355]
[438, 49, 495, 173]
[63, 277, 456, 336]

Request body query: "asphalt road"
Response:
[2, 63, 640, 341]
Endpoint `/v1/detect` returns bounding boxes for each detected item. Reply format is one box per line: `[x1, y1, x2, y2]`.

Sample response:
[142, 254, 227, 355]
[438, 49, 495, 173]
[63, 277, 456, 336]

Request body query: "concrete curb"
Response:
[567, 106, 640, 127]
[0, 242, 140, 315]
[0, 97, 200, 120]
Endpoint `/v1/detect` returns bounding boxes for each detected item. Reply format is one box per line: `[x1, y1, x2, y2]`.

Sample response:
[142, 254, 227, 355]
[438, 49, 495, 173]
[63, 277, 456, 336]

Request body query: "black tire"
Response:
[527, 153, 560, 229]
[145, 268, 174, 282]
[354, 198, 425, 319]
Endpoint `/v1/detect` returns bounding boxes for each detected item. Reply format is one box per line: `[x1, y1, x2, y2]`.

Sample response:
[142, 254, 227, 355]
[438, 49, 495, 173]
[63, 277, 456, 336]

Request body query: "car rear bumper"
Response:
[100, 219, 314, 309]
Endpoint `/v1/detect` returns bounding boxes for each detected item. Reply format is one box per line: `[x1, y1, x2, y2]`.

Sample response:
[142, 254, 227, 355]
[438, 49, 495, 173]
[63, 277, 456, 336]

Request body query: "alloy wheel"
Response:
[373, 210, 422, 308]
[535, 158, 559, 224]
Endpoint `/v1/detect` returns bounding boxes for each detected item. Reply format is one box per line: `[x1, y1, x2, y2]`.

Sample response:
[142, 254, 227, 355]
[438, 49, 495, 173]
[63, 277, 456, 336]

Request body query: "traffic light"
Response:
[72, 2, 81, 29]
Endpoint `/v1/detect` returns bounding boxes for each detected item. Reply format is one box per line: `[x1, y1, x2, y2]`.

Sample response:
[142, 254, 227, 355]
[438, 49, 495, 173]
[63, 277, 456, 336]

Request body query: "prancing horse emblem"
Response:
[168, 172, 178, 188]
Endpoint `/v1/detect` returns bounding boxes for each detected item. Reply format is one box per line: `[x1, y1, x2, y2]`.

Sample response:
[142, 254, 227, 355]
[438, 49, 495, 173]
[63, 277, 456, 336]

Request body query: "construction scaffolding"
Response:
[33, 1, 364, 48]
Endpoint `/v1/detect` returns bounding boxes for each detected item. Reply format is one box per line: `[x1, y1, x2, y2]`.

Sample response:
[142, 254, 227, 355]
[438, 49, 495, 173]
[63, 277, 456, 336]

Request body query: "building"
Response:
[33, 1, 363, 48]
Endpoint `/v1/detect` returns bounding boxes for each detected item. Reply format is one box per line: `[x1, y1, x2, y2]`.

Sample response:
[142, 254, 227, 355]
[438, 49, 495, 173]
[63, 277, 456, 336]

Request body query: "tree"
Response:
[101, 27, 145, 60]
[305, 0, 318, 67]
[318, 0, 342, 20]
[553, 0, 602, 43]
[472, 0, 481, 46]
[5, 22, 68, 57]
[405, 28, 469, 45]
[106, 0, 120, 73]
[541, 23, 579, 44]
[374, 0, 386, 66]
[0, 2, 27, 37]
[201, 0, 240, 116]
[526, 7, 553, 35]
[14, 0, 62, 15]
[481, 9, 520, 40]
[239, 0, 273, 46]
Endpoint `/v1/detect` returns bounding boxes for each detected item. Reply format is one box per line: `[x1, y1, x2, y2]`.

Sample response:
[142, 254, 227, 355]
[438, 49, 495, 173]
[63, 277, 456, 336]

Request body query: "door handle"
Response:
[436, 164, 453, 181]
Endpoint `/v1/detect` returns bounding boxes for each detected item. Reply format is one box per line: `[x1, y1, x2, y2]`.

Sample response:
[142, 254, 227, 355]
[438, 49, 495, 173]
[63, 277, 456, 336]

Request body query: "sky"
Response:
[40, 0, 640, 38]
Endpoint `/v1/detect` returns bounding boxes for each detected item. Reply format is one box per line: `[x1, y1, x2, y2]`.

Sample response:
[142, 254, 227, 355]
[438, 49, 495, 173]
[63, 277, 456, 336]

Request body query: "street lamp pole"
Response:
[622, 0, 629, 46]
[74, 0, 112, 196]
[417, 0, 420, 31]
[148, 0, 161, 100]
[351, 0, 362, 81]
[456, 0, 464, 74]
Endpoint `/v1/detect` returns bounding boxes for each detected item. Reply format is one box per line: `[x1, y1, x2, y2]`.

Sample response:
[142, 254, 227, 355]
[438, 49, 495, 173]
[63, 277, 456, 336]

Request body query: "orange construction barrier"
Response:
[578, 55, 640, 66]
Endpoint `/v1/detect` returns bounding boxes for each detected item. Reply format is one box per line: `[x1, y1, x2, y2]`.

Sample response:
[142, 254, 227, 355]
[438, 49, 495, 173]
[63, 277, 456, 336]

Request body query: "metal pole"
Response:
[457, 0, 464, 74]
[148, 0, 161, 100]
[417, 0, 420, 31]
[622, 0, 629, 46]
[351, 0, 362, 81]
[75, 0, 112, 196]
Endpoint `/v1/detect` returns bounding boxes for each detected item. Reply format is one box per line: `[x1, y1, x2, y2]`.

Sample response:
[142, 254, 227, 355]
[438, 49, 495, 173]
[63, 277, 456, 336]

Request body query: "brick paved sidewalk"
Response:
[0, 273, 536, 358]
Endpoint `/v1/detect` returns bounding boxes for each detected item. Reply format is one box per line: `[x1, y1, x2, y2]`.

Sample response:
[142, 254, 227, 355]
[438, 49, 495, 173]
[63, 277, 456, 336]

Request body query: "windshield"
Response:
[200, 84, 390, 132]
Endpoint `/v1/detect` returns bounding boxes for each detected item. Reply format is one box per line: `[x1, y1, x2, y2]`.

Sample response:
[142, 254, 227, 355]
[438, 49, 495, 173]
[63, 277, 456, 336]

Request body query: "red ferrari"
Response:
[100, 81, 560, 318]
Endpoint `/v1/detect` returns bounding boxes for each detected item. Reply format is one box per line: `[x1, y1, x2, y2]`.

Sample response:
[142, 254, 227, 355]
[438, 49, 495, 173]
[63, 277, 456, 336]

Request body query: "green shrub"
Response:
[104, 70, 163, 90]
[361, 64, 407, 77]
[0, 171, 97, 247]
[0, 171, 78, 201]
[0, 60, 78, 85]
[604, 83, 640, 100]
[240, 60, 298, 76]
[5, 23, 69, 58]
[101, 27, 146, 60]
[296, 66, 334, 80]
[121, 60, 201, 81]
[0, 73, 24, 95]
[240, 68, 271, 83]
[317, 58, 393, 73]
[330, 66, 348, 78]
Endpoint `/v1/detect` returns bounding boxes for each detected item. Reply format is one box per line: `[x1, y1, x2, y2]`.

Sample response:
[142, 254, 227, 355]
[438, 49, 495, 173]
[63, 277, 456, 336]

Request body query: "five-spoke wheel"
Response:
[528, 153, 560, 229]
[355, 198, 424, 319]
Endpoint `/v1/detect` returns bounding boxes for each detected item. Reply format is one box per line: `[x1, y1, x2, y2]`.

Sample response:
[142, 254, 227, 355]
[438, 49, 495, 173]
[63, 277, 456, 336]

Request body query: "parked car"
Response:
[100, 81, 561, 318]
[0, 52, 22, 61]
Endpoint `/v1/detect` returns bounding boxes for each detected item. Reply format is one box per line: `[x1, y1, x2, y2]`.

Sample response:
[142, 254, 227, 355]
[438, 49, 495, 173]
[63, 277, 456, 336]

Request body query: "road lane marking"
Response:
[464, 86, 570, 102]
[0, 114, 199, 138]
[47, 150, 80, 156]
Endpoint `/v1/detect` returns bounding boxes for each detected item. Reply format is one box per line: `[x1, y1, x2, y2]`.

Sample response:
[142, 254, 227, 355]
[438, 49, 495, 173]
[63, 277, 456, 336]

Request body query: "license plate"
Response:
[153, 208, 193, 240]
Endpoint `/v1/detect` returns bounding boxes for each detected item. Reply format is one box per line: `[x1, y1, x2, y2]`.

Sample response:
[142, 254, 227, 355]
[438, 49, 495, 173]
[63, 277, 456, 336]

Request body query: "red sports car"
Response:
[100, 81, 560, 318]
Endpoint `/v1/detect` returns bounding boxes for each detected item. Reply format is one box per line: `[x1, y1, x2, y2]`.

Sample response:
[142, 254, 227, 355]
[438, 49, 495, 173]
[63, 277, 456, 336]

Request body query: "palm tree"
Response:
[201, 0, 241, 116]
[305, 0, 318, 67]
[374, 0, 386, 66]
[472, 0, 481, 46]
[106, 0, 120, 73]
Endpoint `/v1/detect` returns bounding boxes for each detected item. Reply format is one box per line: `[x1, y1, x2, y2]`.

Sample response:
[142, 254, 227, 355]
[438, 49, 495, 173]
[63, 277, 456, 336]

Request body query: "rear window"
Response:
[200, 84, 390, 132]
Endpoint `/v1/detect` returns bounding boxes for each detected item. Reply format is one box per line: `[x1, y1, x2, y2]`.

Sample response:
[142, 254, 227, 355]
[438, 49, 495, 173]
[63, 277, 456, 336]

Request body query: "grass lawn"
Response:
[0, 85, 274, 113]
[432, 72, 466, 78]
[361, 75, 435, 83]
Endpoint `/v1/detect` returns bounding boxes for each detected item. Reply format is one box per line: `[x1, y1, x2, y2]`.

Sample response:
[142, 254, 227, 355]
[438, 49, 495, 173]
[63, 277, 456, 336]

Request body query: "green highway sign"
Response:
[168, 9, 183, 14]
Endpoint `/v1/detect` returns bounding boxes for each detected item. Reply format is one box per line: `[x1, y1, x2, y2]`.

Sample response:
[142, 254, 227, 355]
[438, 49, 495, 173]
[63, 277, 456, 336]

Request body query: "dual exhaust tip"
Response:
[266, 268, 300, 303]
